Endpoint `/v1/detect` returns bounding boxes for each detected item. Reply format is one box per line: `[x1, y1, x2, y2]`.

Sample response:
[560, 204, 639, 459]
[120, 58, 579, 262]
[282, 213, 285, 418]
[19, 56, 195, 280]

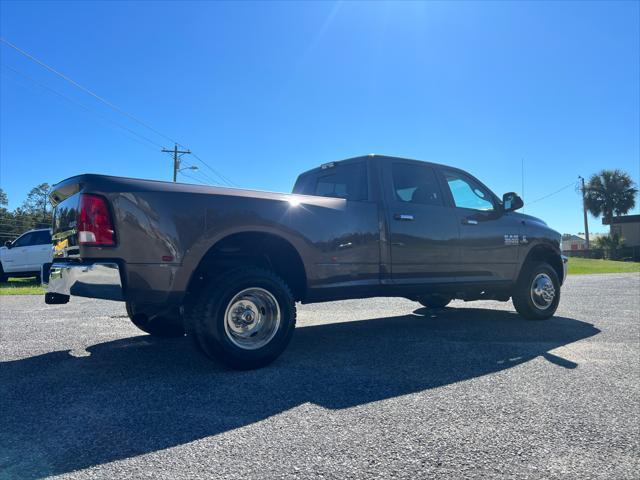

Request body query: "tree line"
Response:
[0, 184, 52, 244]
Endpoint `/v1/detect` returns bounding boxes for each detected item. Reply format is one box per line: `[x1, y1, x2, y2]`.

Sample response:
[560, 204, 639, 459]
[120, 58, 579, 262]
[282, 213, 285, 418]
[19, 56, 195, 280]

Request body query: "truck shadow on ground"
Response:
[0, 307, 599, 479]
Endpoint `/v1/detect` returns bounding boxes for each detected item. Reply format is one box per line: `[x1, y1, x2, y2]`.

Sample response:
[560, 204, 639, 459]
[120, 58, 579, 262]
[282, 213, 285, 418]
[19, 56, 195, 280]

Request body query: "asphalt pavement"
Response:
[1, 273, 639, 479]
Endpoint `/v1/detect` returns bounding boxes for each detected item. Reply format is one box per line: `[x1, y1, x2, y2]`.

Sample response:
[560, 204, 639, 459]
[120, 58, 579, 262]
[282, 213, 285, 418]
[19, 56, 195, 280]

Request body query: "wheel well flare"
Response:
[187, 232, 307, 301]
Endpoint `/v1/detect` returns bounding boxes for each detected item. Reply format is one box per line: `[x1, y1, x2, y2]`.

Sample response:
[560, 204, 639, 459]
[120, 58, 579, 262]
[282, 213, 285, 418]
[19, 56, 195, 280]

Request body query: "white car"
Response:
[0, 228, 53, 282]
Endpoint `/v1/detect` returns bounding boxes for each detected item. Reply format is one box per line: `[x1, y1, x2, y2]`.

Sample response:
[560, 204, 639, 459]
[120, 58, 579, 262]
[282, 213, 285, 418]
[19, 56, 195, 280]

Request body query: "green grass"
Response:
[0, 277, 45, 295]
[567, 257, 640, 275]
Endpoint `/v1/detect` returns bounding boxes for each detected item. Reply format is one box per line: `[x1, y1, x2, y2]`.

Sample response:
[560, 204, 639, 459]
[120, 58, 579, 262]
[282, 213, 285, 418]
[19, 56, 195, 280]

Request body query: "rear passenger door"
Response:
[382, 161, 460, 284]
[28, 230, 53, 269]
[293, 160, 381, 287]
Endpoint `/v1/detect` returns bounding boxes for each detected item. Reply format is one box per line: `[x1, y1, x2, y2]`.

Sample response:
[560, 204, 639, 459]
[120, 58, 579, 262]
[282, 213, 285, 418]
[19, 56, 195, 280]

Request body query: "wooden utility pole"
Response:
[579, 175, 590, 249]
[162, 144, 191, 182]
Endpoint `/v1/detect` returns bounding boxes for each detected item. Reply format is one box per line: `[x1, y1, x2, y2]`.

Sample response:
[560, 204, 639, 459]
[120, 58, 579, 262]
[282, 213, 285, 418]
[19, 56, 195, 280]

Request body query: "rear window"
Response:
[293, 162, 368, 201]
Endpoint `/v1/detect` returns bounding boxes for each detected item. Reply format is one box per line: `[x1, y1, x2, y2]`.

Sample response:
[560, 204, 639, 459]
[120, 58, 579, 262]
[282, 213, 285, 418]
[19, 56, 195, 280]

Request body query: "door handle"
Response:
[462, 219, 478, 225]
[394, 214, 414, 221]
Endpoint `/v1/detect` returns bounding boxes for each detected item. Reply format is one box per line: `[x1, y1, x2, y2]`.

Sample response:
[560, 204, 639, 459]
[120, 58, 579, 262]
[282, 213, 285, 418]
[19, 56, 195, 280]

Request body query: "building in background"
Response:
[561, 233, 607, 252]
[603, 215, 640, 247]
[562, 234, 587, 251]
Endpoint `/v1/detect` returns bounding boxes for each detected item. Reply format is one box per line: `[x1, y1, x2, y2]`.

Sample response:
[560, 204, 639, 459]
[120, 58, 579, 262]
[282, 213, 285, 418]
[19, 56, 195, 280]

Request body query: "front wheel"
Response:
[185, 267, 296, 370]
[512, 262, 560, 320]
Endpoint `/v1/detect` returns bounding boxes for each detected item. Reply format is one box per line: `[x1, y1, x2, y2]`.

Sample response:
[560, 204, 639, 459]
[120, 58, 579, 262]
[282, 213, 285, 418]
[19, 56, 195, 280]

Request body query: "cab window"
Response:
[293, 162, 368, 201]
[31, 230, 52, 245]
[392, 163, 443, 206]
[12, 232, 35, 247]
[443, 170, 495, 211]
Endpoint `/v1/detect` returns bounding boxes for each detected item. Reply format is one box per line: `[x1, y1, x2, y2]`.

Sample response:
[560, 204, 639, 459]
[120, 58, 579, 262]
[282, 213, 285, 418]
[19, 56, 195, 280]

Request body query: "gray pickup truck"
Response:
[46, 155, 567, 369]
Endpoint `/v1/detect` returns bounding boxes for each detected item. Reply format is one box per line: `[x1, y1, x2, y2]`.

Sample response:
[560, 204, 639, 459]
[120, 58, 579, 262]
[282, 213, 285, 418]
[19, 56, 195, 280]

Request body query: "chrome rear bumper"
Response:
[47, 262, 124, 301]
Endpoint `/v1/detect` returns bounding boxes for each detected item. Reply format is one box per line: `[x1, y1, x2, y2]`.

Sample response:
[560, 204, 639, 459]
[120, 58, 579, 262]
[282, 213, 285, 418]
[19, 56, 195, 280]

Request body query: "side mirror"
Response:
[4, 240, 13, 248]
[502, 192, 524, 212]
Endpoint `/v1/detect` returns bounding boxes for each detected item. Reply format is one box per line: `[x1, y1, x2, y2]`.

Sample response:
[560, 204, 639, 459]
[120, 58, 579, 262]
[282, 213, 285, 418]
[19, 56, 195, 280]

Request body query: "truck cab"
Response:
[293, 155, 564, 301]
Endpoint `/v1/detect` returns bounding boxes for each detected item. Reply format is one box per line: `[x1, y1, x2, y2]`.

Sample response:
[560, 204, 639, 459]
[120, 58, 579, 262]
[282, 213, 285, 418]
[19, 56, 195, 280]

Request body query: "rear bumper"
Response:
[47, 262, 124, 301]
[561, 255, 568, 284]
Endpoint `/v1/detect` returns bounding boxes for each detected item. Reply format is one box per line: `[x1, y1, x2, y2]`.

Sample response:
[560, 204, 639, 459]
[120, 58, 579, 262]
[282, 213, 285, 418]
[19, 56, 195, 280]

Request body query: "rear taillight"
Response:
[77, 194, 115, 246]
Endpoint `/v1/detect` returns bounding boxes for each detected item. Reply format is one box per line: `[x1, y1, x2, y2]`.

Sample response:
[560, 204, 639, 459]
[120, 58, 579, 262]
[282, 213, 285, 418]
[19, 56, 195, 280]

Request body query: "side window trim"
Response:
[434, 167, 455, 208]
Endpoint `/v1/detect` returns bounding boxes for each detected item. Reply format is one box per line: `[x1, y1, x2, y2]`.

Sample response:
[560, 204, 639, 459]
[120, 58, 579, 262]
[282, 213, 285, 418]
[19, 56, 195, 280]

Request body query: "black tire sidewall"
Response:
[515, 262, 560, 320]
[197, 269, 295, 369]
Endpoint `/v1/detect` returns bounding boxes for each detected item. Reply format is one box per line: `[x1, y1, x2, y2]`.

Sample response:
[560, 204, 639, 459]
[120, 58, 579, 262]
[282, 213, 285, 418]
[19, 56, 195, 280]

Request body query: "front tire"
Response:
[512, 262, 560, 320]
[186, 267, 296, 370]
[125, 302, 185, 337]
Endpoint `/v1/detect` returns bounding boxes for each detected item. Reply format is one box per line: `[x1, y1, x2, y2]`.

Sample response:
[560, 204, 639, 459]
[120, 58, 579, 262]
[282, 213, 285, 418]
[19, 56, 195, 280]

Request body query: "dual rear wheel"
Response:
[125, 267, 295, 370]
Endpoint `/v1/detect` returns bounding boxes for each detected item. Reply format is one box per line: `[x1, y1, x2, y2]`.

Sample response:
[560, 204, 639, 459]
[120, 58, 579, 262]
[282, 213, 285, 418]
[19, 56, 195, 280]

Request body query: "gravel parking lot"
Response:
[1, 273, 639, 480]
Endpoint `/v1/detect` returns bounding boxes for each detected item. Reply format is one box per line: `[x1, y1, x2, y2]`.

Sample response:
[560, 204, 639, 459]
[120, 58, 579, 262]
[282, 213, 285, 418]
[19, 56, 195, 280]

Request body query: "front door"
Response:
[382, 161, 460, 284]
[440, 168, 521, 282]
[2, 231, 35, 273]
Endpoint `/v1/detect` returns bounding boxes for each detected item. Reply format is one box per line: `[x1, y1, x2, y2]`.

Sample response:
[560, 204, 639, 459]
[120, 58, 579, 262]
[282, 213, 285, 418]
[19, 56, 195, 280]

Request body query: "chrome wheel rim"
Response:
[530, 273, 556, 310]
[224, 287, 281, 350]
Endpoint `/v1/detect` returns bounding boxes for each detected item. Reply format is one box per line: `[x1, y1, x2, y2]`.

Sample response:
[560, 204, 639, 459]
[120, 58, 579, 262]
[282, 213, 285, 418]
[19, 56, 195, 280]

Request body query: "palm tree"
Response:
[594, 232, 625, 260]
[584, 170, 638, 235]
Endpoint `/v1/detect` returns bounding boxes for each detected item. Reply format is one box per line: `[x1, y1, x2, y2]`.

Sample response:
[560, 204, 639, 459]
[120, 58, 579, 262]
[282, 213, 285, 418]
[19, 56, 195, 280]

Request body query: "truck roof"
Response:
[298, 154, 449, 178]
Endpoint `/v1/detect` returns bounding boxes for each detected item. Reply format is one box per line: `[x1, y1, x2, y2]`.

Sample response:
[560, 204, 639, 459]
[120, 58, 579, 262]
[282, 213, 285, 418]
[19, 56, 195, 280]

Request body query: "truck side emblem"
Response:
[504, 234, 519, 245]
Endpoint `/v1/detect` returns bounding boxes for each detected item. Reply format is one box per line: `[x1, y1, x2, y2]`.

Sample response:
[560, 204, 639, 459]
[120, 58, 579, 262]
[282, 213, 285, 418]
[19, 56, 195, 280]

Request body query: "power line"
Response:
[179, 171, 210, 186]
[1, 64, 164, 151]
[1, 37, 238, 187]
[1, 37, 180, 147]
[180, 160, 226, 186]
[526, 181, 578, 205]
[190, 152, 238, 187]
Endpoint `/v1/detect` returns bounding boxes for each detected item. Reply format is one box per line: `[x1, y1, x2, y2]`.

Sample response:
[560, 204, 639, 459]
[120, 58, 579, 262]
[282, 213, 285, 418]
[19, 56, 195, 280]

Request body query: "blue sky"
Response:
[1, 1, 638, 234]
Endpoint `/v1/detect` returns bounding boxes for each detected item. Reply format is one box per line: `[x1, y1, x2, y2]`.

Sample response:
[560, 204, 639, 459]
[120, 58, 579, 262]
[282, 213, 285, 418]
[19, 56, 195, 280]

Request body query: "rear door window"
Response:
[31, 230, 52, 245]
[293, 162, 368, 201]
[391, 163, 443, 206]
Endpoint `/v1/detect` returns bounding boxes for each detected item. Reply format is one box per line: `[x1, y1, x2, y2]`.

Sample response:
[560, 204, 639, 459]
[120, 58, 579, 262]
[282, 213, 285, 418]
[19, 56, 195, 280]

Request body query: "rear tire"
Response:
[125, 302, 185, 337]
[185, 267, 296, 370]
[512, 262, 560, 320]
[417, 294, 452, 309]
